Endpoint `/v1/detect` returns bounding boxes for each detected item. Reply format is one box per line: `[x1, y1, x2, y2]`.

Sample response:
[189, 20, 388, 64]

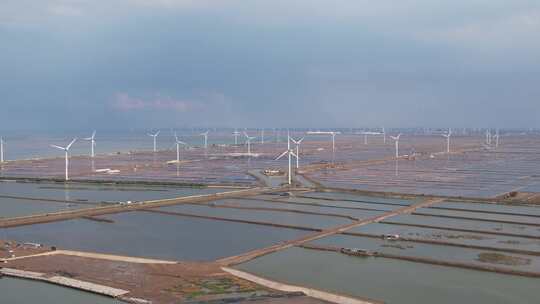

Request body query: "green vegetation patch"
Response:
[476, 252, 531, 266]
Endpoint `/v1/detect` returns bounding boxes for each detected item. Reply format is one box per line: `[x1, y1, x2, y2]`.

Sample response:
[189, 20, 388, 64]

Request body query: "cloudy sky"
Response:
[1, 0, 539, 130]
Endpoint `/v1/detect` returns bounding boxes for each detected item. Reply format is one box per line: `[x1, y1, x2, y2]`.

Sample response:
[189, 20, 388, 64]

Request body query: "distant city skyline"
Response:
[1, 1, 539, 130]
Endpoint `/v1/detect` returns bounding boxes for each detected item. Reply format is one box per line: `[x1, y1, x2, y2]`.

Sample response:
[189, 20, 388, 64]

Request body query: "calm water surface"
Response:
[1, 211, 308, 261]
[0, 277, 119, 303]
[236, 247, 540, 304]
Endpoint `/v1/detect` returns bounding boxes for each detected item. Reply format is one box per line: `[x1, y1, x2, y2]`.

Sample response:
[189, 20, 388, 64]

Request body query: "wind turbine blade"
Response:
[50, 145, 66, 150]
[298, 137, 305, 144]
[275, 150, 288, 160]
[291, 152, 298, 158]
[92, 130, 96, 139]
[66, 138, 77, 150]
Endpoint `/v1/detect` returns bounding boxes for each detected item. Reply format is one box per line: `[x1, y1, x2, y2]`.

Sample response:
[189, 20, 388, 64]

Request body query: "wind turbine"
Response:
[148, 131, 160, 152]
[382, 127, 386, 144]
[442, 128, 451, 153]
[233, 129, 240, 145]
[290, 137, 304, 169]
[485, 129, 491, 145]
[244, 132, 256, 155]
[0, 137, 4, 163]
[260, 129, 265, 144]
[174, 133, 188, 163]
[306, 131, 340, 154]
[200, 130, 209, 149]
[276, 135, 297, 185]
[83, 130, 96, 158]
[390, 134, 402, 158]
[50, 138, 77, 181]
[493, 129, 500, 148]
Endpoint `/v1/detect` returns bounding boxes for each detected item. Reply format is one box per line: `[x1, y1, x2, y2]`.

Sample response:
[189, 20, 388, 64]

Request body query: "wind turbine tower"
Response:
[276, 135, 298, 185]
[0, 137, 4, 163]
[148, 131, 160, 152]
[50, 138, 77, 181]
[244, 132, 256, 155]
[291, 137, 304, 169]
[174, 133, 187, 163]
[233, 129, 240, 145]
[201, 131, 209, 149]
[83, 131, 96, 158]
[442, 128, 452, 153]
[390, 134, 402, 158]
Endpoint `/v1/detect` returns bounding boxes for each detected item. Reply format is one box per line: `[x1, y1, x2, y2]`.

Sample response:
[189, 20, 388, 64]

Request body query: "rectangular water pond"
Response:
[433, 201, 540, 217]
[212, 198, 385, 220]
[386, 214, 540, 237]
[0, 180, 227, 203]
[350, 223, 540, 253]
[158, 203, 352, 229]
[298, 191, 417, 206]
[235, 247, 540, 304]
[415, 207, 540, 225]
[1, 211, 309, 261]
[0, 197, 92, 218]
[0, 277, 119, 304]
[263, 195, 402, 212]
[311, 234, 540, 273]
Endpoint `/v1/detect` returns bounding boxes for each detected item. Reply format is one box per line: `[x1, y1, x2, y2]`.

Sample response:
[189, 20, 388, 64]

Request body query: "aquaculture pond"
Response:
[298, 192, 417, 206]
[158, 203, 352, 229]
[433, 201, 540, 217]
[272, 196, 401, 211]
[1, 210, 309, 261]
[212, 198, 386, 220]
[351, 223, 540, 253]
[0, 197, 91, 218]
[414, 207, 540, 225]
[0, 277, 120, 303]
[385, 214, 540, 237]
[311, 234, 540, 273]
[0, 180, 228, 203]
[236, 247, 540, 304]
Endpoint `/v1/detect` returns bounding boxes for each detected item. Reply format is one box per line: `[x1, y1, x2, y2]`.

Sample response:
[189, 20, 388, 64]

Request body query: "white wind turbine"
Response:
[331, 131, 339, 153]
[493, 129, 500, 148]
[83, 130, 96, 158]
[390, 134, 402, 158]
[306, 131, 341, 154]
[200, 130, 209, 149]
[148, 130, 160, 152]
[485, 129, 492, 145]
[290, 137, 304, 169]
[244, 132, 256, 155]
[233, 129, 240, 145]
[0, 137, 4, 163]
[174, 133, 188, 163]
[260, 129, 265, 144]
[276, 135, 298, 185]
[382, 127, 387, 144]
[50, 138, 77, 181]
[442, 128, 452, 153]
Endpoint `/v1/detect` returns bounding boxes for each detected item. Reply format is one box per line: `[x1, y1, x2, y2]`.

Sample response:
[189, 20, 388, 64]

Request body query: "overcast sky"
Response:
[1, 0, 539, 130]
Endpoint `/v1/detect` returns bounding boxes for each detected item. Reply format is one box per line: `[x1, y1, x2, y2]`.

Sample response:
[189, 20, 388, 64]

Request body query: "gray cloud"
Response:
[1, 1, 539, 130]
